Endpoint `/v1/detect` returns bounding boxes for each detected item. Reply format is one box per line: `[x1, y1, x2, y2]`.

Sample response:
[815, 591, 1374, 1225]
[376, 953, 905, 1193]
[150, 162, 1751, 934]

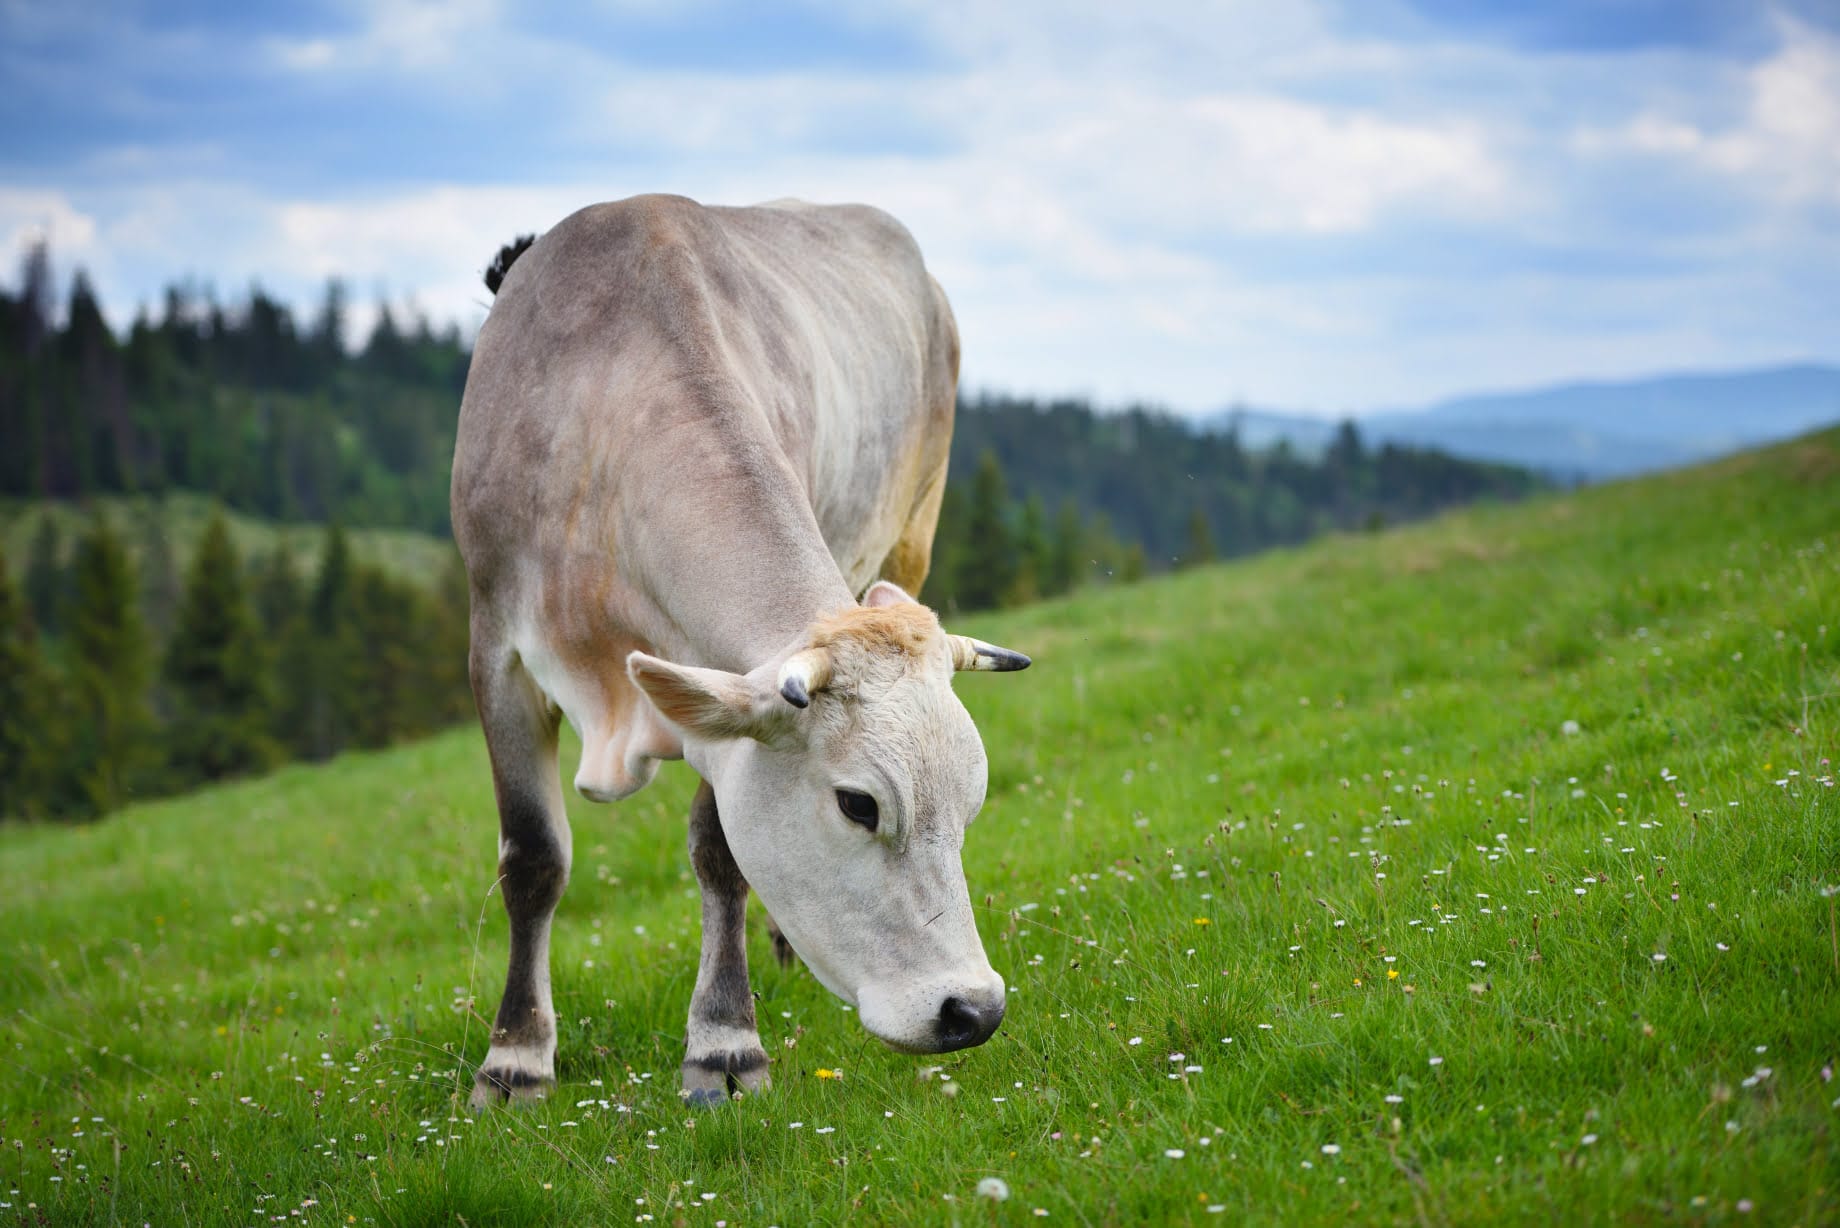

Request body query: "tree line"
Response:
[922, 398, 1542, 612]
[0, 242, 467, 534]
[2, 243, 1541, 591]
[0, 512, 470, 821]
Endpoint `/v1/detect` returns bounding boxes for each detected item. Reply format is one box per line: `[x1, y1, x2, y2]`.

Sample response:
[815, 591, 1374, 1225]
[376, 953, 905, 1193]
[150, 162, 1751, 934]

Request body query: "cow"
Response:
[450, 194, 1031, 1109]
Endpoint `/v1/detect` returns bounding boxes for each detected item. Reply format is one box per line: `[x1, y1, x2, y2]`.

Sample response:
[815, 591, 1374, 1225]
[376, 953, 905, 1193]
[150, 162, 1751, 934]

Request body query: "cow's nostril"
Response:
[936, 994, 1004, 1051]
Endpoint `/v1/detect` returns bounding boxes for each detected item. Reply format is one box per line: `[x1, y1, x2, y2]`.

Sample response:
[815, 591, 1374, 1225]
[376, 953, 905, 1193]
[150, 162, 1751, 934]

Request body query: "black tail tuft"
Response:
[484, 234, 538, 296]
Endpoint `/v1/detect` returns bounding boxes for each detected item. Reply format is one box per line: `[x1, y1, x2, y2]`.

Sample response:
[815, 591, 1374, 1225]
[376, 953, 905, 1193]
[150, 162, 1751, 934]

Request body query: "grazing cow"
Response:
[451, 194, 1031, 1109]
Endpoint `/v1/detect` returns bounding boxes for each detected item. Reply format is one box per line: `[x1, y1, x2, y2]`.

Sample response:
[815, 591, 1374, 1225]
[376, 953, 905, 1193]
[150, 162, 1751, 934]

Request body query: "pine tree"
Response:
[163, 512, 279, 784]
[348, 564, 420, 748]
[138, 506, 181, 640]
[1119, 541, 1148, 584]
[255, 544, 314, 750]
[1181, 505, 1215, 569]
[252, 544, 303, 636]
[0, 542, 57, 818]
[1005, 494, 1049, 607]
[294, 523, 361, 760]
[921, 480, 968, 612]
[1082, 511, 1124, 583]
[426, 551, 474, 726]
[65, 513, 153, 815]
[310, 278, 348, 369]
[1043, 499, 1085, 598]
[954, 451, 1017, 612]
[23, 515, 64, 634]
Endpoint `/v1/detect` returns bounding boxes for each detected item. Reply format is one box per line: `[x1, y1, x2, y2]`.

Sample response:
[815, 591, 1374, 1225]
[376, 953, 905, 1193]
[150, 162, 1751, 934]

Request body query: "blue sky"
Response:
[2, 0, 1837, 414]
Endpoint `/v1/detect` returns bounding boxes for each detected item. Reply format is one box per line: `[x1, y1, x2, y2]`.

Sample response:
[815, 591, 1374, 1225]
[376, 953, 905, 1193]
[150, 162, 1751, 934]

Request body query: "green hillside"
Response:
[2, 430, 1835, 1225]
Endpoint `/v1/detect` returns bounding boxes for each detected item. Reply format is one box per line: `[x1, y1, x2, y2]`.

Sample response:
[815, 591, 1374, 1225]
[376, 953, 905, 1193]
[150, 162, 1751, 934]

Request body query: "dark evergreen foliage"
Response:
[949, 451, 1017, 611]
[162, 514, 280, 782]
[1182, 504, 1215, 568]
[252, 544, 304, 637]
[65, 515, 154, 815]
[1, 259, 467, 533]
[0, 543, 55, 819]
[24, 515, 64, 634]
[923, 400, 1543, 611]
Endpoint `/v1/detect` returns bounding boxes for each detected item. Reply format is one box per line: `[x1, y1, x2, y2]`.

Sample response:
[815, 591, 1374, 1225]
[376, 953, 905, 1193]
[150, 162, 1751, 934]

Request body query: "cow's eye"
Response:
[835, 789, 879, 832]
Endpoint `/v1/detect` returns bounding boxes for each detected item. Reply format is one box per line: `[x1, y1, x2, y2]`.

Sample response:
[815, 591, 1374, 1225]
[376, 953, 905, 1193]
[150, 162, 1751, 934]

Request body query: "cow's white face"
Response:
[628, 585, 1027, 1052]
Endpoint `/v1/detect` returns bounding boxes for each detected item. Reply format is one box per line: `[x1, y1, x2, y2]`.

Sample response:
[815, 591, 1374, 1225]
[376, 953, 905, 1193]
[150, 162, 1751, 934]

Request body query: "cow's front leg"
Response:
[682, 780, 771, 1106]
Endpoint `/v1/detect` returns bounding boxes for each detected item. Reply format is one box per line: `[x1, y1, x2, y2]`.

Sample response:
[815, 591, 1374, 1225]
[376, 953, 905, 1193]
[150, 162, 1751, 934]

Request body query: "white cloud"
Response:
[268, 0, 501, 73]
[1574, 18, 1840, 206]
[0, 190, 100, 266]
[15, 2, 1838, 410]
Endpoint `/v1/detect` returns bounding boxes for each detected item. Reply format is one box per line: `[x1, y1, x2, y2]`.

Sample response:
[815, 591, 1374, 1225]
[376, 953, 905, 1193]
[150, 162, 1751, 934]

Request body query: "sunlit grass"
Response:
[3, 431, 1837, 1225]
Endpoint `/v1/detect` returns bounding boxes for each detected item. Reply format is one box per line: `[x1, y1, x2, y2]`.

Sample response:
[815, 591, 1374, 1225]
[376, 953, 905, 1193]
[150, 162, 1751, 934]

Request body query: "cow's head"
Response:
[627, 582, 1028, 1053]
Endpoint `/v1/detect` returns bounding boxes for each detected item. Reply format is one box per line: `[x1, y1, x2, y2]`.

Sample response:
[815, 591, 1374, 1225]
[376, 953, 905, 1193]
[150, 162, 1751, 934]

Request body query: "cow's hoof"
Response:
[681, 1047, 771, 1105]
[469, 1062, 555, 1112]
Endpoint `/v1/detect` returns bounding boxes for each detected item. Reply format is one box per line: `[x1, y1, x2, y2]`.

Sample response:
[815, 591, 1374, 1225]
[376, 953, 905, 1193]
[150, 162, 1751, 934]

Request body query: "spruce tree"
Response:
[65, 513, 153, 815]
[348, 565, 419, 748]
[0, 543, 56, 818]
[1044, 499, 1085, 597]
[24, 515, 64, 634]
[252, 544, 303, 636]
[427, 551, 474, 726]
[1005, 494, 1049, 607]
[251, 543, 318, 754]
[955, 451, 1017, 612]
[1182, 505, 1215, 569]
[138, 506, 181, 639]
[921, 481, 968, 612]
[163, 512, 279, 783]
[296, 523, 361, 759]
[1119, 541, 1148, 584]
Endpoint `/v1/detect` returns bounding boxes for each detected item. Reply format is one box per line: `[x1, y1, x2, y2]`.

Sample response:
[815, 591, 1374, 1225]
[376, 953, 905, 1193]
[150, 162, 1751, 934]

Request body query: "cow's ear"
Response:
[627, 653, 782, 742]
[863, 580, 919, 609]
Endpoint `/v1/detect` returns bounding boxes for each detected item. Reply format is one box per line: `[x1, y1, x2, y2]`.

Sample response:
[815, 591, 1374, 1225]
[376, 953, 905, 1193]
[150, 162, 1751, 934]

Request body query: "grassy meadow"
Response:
[3, 430, 1837, 1225]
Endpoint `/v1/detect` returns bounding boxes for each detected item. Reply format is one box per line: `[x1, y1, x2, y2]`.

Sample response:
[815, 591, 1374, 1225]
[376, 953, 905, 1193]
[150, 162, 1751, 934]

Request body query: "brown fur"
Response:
[807, 602, 942, 660]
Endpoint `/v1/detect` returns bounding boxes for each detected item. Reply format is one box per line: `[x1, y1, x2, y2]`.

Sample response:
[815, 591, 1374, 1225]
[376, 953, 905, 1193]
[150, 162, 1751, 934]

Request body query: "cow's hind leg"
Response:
[470, 642, 570, 1111]
[682, 780, 771, 1105]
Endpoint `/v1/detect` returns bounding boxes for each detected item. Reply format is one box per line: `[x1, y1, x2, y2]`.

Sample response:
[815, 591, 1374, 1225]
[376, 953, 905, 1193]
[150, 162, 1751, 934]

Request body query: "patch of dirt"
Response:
[1399, 536, 1519, 574]
[1785, 438, 1840, 485]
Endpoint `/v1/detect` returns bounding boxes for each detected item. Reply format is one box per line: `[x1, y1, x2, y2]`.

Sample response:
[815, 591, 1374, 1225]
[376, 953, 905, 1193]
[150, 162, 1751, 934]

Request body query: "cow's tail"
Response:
[484, 234, 538, 296]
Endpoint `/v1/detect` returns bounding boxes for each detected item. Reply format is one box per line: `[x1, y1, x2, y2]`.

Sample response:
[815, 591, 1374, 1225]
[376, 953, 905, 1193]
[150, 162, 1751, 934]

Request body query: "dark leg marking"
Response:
[469, 645, 569, 1112]
[680, 781, 771, 1105]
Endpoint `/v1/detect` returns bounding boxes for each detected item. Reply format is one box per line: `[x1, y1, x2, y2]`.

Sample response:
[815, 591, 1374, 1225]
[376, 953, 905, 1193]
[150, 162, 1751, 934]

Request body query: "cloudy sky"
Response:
[3, 0, 1837, 414]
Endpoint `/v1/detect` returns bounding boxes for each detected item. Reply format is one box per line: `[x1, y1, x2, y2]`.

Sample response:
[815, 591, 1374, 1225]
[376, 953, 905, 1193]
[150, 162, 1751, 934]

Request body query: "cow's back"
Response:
[452, 194, 958, 801]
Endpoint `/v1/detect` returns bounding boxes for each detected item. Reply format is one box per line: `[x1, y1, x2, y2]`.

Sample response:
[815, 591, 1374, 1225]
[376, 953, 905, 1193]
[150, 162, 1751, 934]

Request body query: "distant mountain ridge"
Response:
[1211, 363, 1840, 479]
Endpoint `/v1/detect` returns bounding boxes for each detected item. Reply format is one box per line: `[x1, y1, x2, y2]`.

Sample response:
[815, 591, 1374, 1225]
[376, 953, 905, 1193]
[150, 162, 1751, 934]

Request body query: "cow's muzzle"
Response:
[934, 991, 1006, 1051]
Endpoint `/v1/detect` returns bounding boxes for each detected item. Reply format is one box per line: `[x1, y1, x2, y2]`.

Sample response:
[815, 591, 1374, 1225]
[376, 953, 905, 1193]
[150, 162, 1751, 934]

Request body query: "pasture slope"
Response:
[3, 429, 1837, 1227]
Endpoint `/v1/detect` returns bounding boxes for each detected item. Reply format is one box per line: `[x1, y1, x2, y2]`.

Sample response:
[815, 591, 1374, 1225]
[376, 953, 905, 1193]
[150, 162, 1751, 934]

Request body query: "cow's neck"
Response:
[645, 524, 857, 677]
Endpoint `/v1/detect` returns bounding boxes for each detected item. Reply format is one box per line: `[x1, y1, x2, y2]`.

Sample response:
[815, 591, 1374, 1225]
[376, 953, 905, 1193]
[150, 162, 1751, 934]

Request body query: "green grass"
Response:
[0, 493, 457, 586]
[3, 431, 1837, 1226]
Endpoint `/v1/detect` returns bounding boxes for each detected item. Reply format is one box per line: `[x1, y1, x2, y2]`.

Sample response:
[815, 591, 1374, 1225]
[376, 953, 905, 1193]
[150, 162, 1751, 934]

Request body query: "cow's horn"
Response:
[777, 647, 835, 708]
[949, 635, 1032, 672]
